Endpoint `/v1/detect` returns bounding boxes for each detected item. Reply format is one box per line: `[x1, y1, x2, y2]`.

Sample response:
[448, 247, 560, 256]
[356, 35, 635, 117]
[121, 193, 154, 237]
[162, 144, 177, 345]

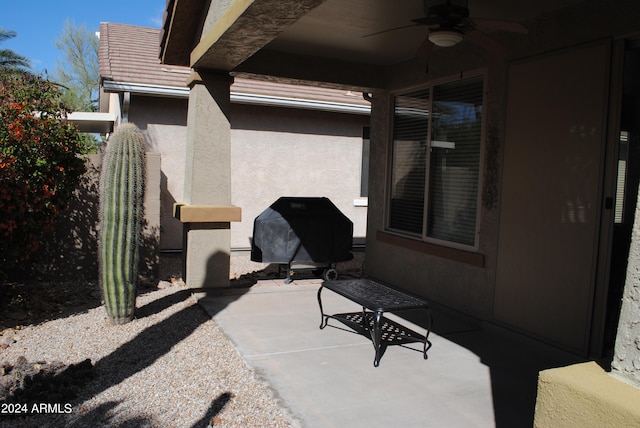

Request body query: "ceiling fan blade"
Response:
[464, 30, 508, 56]
[471, 18, 528, 34]
[412, 16, 446, 26]
[362, 23, 420, 38]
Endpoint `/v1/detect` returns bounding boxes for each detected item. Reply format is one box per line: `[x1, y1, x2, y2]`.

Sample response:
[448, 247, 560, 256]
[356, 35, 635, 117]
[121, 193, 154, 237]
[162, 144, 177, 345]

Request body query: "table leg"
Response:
[372, 310, 383, 367]
[317, 286, 328, 329]
[361, 307, 368, 332]
[423, 308, 433, 359]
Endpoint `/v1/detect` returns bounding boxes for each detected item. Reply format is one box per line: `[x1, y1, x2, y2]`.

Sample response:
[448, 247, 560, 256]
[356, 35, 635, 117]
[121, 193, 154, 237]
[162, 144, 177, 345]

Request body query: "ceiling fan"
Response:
[366, 0, 527, 56]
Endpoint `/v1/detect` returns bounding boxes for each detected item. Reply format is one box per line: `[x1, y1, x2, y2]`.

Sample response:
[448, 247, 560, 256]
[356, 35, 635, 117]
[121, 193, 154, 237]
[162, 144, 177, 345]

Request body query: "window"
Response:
[388, 77, 483, 247]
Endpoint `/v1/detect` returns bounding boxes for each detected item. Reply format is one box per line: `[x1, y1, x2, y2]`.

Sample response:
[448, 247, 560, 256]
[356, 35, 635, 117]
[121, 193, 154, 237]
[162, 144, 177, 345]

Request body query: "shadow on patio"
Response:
[198, 276, 585, 428]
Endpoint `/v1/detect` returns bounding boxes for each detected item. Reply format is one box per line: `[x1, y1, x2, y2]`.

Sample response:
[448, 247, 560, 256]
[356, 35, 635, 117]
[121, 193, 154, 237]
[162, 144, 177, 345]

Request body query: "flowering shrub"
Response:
[0, 73, 87, 274]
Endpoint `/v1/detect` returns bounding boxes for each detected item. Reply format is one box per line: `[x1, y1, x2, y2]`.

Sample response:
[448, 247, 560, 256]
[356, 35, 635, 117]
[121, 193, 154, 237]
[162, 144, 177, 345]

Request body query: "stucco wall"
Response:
[132, 95, 370, 258]
[128, 96, 188, 250]
[230, 104, 369, 250]
[611, 180, 640, 387]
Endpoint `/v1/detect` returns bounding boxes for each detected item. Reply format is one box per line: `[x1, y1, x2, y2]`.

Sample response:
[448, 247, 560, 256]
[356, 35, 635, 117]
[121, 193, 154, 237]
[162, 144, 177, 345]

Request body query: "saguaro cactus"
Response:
[99, 123, 145, 325]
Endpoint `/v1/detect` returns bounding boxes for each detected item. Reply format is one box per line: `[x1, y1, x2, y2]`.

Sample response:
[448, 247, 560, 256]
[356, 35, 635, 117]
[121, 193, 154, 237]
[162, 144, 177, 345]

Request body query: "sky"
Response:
[1, 0, 166, 75]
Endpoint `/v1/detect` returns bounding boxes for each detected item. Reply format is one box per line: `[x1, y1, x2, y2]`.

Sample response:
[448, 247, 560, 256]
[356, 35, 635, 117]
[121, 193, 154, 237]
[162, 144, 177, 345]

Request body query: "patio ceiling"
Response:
[261, 0, 582, 66]
[161, 0, 583, 88]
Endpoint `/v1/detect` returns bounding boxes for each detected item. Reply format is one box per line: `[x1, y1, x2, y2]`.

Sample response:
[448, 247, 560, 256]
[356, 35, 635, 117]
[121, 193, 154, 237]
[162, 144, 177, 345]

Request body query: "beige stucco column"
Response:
[611, 188, 640, 388]
[175, 71, 241, 289]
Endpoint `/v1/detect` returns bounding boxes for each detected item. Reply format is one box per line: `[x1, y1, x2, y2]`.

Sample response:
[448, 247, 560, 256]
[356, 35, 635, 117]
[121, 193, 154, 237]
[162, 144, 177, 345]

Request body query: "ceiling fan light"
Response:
[428, 29, 463, 47]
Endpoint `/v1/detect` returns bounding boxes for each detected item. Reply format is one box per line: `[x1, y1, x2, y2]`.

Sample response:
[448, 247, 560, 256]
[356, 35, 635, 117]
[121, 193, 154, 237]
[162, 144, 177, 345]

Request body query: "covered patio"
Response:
[199, 277, 581, 427]
[161, 0, 640, 424]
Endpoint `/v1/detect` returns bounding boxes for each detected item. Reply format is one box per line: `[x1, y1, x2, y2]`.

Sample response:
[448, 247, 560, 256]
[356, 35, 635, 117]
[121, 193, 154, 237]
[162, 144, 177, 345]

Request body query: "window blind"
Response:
[427, 78, 483, 245]
[389, 89, 430, 234]
[388, 78, 483, 246]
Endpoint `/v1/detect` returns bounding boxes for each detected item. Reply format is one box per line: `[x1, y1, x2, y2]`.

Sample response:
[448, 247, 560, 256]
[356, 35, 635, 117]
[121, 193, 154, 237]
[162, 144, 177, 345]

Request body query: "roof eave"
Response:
[160, 0, 208, 66]
[102, 80, 371, 115]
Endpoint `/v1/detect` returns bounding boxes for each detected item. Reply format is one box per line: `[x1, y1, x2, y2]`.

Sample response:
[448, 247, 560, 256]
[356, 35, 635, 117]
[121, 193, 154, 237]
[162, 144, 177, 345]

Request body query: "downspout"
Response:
[121, 91, 131, 123]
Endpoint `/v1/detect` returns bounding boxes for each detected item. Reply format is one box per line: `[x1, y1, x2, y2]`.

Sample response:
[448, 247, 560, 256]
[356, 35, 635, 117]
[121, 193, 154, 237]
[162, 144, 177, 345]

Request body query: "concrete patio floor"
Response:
[198, 276, 585, 428]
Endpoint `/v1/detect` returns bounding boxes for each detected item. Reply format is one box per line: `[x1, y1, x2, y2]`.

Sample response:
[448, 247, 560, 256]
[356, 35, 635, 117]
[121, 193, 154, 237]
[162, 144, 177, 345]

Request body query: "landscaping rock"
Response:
[0, 357, 94, 406]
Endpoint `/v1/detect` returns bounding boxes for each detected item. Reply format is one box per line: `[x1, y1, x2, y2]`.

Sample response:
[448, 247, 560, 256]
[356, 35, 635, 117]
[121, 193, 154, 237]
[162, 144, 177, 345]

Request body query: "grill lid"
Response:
[251, 197, 353, 264]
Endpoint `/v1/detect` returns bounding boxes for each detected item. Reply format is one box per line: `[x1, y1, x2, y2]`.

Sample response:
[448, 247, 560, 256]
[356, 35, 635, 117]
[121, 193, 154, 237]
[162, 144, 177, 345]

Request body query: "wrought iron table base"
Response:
[318, 278, 432, 367]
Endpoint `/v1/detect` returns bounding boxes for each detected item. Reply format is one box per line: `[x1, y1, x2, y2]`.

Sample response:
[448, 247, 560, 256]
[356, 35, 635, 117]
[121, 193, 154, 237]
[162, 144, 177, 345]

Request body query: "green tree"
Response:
[53, 20, 99, 112]
[0, 73, 87, 276]
[53, 20, 101, 152]
[0, 28, 31, 74]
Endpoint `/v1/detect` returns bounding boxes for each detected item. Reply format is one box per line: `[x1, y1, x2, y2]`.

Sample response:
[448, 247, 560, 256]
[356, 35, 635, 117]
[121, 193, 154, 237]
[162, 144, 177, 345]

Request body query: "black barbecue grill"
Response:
[251, 197, 354, 283]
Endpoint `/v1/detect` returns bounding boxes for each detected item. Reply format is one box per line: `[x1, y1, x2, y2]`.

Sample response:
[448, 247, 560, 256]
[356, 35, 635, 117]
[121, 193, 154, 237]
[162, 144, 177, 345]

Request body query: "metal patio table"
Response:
[317, 278, 432, 367]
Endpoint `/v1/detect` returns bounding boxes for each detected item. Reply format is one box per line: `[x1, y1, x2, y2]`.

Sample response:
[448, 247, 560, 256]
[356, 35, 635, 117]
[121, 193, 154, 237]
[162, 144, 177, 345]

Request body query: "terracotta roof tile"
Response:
[231, 78, 370, 107]
[99, 23, 371, 108]
[99, 22, 189, 87]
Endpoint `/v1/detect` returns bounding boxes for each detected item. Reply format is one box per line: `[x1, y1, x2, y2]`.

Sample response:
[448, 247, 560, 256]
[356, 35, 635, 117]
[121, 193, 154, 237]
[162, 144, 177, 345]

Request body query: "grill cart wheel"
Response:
[323, 268, 338, 281]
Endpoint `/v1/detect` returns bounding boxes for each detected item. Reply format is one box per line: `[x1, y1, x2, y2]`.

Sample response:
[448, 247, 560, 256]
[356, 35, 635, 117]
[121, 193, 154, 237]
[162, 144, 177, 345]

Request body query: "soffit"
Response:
[264, 0, 584, 66]
[175, 0, 583, 73]
[160, 0, 209, 65]
[189, 0, 326, 70]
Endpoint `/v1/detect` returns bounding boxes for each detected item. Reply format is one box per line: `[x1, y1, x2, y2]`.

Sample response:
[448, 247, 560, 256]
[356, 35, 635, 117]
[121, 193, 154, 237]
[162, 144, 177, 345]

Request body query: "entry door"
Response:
[495, 42, 610, 354]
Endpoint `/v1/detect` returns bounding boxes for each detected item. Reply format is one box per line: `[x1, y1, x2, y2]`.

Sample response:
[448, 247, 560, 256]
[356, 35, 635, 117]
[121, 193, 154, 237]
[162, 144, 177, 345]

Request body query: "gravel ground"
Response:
[0, 284, 299, 427]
